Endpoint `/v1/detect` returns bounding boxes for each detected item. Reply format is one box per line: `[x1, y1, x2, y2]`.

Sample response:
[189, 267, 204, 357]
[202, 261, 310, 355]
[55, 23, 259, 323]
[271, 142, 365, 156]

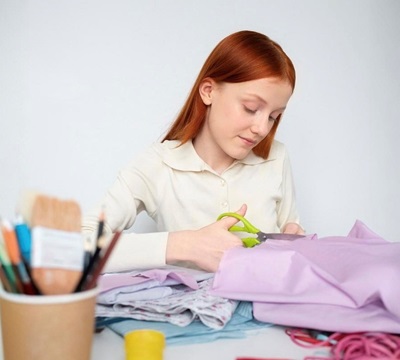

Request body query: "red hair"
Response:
[162, 30, 296, 159]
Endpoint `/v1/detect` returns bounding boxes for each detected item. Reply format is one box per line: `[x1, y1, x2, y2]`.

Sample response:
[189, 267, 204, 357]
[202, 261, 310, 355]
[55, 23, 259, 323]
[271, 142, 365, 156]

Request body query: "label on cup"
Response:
[31, 227, 84, 270]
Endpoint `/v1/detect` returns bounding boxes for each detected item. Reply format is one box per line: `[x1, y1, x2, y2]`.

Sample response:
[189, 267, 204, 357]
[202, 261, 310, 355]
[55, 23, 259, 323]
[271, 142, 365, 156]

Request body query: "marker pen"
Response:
[14, 215, 32, 265]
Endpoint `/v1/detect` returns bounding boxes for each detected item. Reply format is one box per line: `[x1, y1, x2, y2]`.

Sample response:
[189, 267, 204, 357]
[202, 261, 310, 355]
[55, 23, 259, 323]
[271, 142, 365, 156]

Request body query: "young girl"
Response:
[82, 30, 304, 273]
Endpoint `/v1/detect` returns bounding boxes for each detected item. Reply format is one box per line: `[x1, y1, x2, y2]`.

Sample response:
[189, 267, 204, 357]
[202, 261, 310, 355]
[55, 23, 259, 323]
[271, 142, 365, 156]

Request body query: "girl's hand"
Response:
[166, 204, 247, 272]
[283, 222, 305, 235]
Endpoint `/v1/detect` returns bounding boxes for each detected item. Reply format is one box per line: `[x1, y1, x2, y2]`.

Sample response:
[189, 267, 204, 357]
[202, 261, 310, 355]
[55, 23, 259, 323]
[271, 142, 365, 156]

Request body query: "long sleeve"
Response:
[81, 144, 170, 272]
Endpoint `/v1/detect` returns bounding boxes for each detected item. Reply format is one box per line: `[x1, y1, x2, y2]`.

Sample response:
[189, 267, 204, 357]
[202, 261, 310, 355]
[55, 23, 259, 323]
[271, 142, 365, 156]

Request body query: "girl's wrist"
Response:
[166, 230, 195, 265]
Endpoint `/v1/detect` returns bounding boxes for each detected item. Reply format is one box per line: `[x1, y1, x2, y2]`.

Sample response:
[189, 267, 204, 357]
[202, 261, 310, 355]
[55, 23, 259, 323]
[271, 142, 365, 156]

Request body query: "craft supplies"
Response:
[1, 220, 35, 294]
[0, 240, 19, 293]
[14, 215, 32, 265]
[286, 328, 400, 360]
[76, 210, 106, 290]
[125, 329, 165, 360]
[0, 192, 121, 359]
[0, 192, 122, 296]
[29, 194, 84, 295]
[217, 212, 304, 247]
[75, 230, 121, 292]
[83, 209, 104, 269]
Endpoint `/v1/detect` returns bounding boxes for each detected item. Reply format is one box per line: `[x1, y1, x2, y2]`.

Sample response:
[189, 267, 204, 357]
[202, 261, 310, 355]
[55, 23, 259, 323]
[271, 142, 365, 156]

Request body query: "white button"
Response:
[220, 179, 225, 186]
[221, 201, 228, 208]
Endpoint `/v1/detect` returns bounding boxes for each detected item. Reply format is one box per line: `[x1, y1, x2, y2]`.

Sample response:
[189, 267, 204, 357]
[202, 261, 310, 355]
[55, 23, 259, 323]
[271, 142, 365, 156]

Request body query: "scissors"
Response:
[217, 212, 304, 248]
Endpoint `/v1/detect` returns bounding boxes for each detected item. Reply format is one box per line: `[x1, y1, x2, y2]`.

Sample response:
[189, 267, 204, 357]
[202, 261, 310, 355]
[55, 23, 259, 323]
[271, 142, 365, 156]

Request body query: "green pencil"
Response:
[0, 240, 19, 293]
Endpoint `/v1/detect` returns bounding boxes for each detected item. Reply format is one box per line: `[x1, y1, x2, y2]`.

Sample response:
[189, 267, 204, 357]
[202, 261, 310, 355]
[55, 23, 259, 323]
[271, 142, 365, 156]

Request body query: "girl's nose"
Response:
[250, 117, 273, 137]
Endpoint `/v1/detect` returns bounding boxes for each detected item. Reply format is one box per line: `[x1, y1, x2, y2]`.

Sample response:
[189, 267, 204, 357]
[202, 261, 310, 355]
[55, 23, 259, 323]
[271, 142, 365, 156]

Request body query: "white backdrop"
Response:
[1, 0, 399, 240]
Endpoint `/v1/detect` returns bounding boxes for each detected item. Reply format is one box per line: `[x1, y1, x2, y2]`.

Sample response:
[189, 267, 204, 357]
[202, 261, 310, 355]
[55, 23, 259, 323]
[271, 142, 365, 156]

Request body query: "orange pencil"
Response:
[1, 220, 37, 295]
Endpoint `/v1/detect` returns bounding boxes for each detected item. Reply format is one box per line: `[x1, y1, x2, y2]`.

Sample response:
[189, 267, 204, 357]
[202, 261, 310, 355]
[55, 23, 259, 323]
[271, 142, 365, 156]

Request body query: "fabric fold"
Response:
[96, 268, 237, 329]
[210, 220, 400, 333]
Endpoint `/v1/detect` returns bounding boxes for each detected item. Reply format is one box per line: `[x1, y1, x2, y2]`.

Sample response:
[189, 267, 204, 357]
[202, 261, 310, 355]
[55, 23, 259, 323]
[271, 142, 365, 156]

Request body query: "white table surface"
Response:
[91, 326, 322, 360]
[0, 318, 323, 360]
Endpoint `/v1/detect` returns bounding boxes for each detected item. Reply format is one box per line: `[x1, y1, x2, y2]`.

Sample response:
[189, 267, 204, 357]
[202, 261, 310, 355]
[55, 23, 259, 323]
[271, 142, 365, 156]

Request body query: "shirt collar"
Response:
[160, 139, 277, 171]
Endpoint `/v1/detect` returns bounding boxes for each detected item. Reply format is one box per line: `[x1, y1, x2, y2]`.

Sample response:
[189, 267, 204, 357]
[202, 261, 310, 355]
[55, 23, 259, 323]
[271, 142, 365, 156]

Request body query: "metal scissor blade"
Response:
[258, 233, 305, 242]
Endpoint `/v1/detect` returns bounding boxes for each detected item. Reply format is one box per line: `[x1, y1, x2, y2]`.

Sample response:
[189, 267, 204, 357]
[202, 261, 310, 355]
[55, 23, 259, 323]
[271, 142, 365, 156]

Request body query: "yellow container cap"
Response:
[125, 329, 165, 360]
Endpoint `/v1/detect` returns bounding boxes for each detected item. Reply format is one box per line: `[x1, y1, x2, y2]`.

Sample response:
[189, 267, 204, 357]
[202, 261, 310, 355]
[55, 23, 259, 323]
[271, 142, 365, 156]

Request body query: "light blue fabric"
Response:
[98, 301, 273, 345]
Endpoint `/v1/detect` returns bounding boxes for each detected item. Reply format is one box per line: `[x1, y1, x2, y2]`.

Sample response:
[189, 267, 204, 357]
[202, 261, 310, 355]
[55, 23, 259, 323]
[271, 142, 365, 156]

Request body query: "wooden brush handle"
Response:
[30, 194, 83, 295]
[31, 195, 81, 231]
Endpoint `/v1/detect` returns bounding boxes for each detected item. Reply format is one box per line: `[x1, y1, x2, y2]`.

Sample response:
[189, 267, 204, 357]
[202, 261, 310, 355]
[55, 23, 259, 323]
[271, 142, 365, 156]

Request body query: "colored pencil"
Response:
[75, 231, 121, 292]
[1, 220, 35, 294]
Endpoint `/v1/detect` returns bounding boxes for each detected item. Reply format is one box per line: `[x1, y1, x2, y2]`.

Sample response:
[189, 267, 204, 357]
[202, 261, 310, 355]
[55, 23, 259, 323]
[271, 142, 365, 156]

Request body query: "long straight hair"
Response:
[162, 30, 296, 159]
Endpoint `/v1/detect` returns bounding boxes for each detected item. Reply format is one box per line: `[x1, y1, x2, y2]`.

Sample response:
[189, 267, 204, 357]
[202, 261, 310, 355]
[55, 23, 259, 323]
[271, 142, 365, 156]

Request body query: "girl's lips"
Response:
[239, 136, 257, 147]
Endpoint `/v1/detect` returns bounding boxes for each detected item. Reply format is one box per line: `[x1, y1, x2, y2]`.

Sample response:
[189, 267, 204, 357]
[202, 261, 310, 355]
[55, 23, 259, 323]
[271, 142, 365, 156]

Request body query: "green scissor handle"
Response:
[217, 212, 261, 248]
[217, 212, 260, 233]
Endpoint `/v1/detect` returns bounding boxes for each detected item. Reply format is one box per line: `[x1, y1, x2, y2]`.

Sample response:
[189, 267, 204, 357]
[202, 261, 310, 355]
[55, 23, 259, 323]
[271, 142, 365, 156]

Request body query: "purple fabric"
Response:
[210, 220, 400, 333]
[99, 268, 199, 292]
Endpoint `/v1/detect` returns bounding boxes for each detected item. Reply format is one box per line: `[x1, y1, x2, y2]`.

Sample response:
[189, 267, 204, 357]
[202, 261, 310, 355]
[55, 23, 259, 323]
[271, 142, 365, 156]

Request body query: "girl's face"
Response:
[195, 77, 293, 172]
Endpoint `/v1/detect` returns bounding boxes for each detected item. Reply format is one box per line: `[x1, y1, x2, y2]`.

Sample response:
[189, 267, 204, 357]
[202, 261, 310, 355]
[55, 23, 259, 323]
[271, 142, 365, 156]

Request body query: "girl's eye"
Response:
[270, 113, 282, 122]
[244, 106, 257, 114]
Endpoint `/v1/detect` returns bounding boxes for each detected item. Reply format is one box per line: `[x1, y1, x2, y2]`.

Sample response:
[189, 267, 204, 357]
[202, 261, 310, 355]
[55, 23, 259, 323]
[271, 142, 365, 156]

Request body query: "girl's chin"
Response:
[228, 149, 251, 161]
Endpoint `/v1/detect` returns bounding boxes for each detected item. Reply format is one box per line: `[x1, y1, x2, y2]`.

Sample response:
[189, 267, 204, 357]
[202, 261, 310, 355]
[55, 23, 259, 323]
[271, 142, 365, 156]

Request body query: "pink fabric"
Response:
[210, 220, 400, 333]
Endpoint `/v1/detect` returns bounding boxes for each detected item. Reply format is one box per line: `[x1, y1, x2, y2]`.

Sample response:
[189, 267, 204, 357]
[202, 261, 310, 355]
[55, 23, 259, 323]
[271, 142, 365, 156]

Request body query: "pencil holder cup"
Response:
[0, 286, 98, 360]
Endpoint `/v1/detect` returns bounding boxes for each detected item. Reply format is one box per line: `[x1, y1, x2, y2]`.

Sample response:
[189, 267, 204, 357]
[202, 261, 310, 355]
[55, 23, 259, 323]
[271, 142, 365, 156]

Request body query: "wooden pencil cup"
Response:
[0, 286, 98, 360]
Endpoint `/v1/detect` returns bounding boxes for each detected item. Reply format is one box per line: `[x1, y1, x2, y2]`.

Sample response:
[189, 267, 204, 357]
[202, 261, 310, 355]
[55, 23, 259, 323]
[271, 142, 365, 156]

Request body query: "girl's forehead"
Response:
[219, 78, 293, 103]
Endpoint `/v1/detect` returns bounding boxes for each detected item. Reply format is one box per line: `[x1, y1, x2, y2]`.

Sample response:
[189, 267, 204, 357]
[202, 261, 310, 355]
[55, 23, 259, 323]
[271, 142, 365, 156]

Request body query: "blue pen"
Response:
[14, 215, 32, 265]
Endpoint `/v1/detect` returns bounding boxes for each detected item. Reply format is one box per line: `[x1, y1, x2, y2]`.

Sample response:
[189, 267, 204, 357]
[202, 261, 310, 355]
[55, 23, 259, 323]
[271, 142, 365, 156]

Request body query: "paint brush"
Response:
[75, 230, 122, 292]
[83, 210, 105, 270]
[95, 210, 105, 243]
[30, 194, 84, 295]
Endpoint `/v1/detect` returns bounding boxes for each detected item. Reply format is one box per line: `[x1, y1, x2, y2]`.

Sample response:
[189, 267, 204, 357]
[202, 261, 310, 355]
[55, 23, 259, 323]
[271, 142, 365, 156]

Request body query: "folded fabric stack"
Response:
[95, 266, 272, 344]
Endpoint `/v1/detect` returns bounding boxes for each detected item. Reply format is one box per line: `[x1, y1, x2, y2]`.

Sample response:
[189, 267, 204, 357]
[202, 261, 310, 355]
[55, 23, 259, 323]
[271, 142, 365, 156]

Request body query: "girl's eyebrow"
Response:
[244, 93, 267, 103]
